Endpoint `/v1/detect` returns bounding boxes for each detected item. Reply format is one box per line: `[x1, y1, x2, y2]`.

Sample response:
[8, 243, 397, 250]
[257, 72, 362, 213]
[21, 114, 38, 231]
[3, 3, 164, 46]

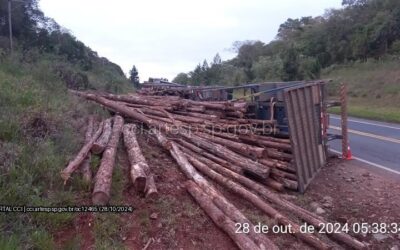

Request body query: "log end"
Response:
[145, 188, 158, 199]
[92, 191, 109, 205]
[133, 177, 147, 193]
[91, 144, 105, 155]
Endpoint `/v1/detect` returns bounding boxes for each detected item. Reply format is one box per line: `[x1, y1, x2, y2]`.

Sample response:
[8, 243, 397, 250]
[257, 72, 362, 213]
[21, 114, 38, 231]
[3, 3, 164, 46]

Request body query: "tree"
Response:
[129, 65, 139, 88]
[173, 73, 190, 85]
[212, 53, 222, 65]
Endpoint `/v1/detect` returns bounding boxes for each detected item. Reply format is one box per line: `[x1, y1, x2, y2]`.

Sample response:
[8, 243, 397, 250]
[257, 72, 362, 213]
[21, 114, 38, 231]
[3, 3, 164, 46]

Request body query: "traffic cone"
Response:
[346, 145, 352, 160]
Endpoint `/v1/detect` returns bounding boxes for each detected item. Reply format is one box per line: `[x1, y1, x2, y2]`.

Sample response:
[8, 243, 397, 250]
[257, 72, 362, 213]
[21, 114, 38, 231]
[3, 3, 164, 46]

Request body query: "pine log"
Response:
[60, 121, 104, 184]
[92, 115, 124, 205]
[145, 175, 158, 199]
[123, 123, 158, 197]
[264, 178, 285, 192]
[195, 132, 266, 159]
[80, 116, 94, 183]
[238, 134, 291, 151]
[179, 132, 270, 179]
[270, 168, 298, 181]
[185, 181, 261, 250]
[266, 149, 292, 162]
[271, 176, 298, 191]
[153, 130, 274, 249]
[186, 106, 205, 113]
[187, 156, 331, 250]
[172, 110, 219, 121]
[92, 118, 113, 154]
[123, 124, 147, 192]
[184, 151, 365, 249]
[176, 139, 235, 167]
[70, 91, 170, 132]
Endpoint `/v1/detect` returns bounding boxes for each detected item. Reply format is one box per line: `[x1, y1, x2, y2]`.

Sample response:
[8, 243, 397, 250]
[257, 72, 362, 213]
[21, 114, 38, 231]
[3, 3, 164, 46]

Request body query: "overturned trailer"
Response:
[141, 80, 334, 192]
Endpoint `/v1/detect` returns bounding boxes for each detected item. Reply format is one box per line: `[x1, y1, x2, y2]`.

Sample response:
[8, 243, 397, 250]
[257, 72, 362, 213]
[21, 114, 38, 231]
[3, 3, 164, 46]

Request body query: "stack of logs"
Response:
[60, 115, 158, 205]
[64, 90, 366, 250]
[70, 90, 296, 192]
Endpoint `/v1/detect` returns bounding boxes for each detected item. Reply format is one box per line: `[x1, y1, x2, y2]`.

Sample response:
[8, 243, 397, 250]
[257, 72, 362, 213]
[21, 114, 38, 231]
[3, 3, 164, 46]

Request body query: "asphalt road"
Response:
[328, 114, 400, 173]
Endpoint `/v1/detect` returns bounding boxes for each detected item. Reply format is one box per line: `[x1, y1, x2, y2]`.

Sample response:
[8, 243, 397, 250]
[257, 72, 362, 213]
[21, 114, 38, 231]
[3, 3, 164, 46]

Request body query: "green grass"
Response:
[329, 104, 400, 123]
[323, 57, 400, 123]
[0, 50, 131, 248]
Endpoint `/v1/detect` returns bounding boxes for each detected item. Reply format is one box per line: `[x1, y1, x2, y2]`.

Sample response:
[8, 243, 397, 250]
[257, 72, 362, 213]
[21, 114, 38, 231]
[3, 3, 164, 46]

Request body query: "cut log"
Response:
[123, 123, 157, 197]
[187, 155, 331, 250]
[271, 176, 298, 191]
[238, 134, 292, 151]
[80, 116, 94, 183]
[145, 175, 158, 199]
[185, 181, 261, 250]
[179, 132, 270, 180]
[186, 154, 365, 249]
[195, 132, 266, 159]
[123, 124, 147, 193]
[92, 115, 124, 205]
[154, 130, 274, 249]
[92, 118, 113, 154]
[60, 121, 104, 184]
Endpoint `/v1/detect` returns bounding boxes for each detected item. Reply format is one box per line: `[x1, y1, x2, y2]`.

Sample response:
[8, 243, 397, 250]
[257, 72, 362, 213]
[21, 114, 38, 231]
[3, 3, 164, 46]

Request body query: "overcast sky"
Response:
[39, 0, 342, 81]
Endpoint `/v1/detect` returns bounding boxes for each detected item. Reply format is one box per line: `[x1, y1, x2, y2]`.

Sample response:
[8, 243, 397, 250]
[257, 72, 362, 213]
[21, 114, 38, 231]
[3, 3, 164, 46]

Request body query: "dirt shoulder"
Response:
[55, 136, 400, 250]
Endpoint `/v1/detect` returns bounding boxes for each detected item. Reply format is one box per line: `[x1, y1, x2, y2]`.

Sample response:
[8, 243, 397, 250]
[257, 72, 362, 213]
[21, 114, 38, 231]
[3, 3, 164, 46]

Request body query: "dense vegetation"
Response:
[173, 0, 400, 86]
[0, 0, 130, 248]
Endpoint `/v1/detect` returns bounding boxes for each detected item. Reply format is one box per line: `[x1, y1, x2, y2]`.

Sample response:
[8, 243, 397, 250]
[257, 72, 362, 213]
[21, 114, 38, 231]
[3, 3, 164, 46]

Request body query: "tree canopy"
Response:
[173, 0, 400, 85]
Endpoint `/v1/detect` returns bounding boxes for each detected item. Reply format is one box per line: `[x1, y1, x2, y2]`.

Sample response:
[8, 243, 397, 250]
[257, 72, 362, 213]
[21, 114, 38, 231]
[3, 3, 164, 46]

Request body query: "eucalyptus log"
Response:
[80, 116, 94, 182]
[60, 121, 104, 184]
[92, 118, 113, 154]
[92, 115, 124, 205]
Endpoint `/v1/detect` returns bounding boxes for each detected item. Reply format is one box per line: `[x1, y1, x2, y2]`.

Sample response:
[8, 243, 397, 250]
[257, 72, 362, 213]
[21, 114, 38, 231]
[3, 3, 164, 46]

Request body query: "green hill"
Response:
[0, 1, 131, 248]
[323, 57, 400, 123]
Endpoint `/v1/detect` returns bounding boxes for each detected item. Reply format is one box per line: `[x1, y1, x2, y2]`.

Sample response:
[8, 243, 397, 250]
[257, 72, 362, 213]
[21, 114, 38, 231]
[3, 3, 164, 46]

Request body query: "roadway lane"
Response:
[328, 115, 400, 173]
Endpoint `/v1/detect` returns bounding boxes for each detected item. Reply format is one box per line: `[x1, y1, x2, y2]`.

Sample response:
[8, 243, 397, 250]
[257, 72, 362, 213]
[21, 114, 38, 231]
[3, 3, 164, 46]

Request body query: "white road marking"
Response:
[330, 116, 400, 130]
[329, 149, 400, 175]
[330, 126, 400, 144]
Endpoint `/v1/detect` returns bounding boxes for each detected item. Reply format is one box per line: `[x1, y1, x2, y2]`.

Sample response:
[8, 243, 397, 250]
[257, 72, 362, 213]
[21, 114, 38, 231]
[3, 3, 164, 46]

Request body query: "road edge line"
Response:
[329, 149, 400, 175]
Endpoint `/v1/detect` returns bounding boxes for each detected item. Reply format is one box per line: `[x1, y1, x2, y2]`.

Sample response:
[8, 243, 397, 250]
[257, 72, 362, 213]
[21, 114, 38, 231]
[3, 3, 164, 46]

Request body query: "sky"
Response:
[39, 0, 342, 82]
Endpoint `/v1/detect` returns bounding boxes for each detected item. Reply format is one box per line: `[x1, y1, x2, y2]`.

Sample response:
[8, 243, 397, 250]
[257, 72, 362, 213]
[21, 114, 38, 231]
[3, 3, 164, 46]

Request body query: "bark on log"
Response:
[186, 106, 205, 113]
[92, 115, 124, 205]
[195, 132, 266, 159]
[172, 110, 219, 121]
[80, 116, 94, 183]
[187, 156, 331, 250]
[60, 121, 104, 184]
[145, 175, 158, 199]
[179, 132, 270, 180]
[70, 91, 170, 132]
[185, 181, 261, 250]
[123, 124, 147, 193]
[238, 134, 292, 151]
[154, 130, 274, 249]
[123, 123, 158, 198]
[176, 139, 235, 168]
[271, 176, 298, 191]
[92, 118, 113, 154]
